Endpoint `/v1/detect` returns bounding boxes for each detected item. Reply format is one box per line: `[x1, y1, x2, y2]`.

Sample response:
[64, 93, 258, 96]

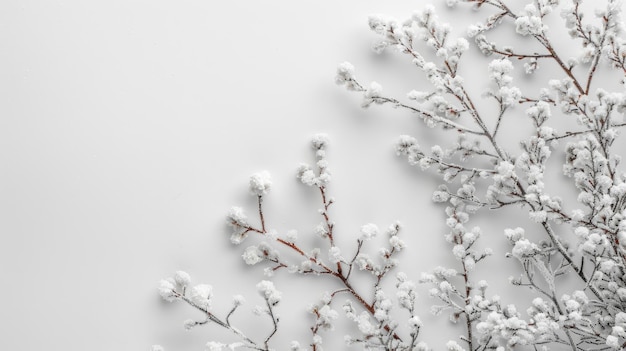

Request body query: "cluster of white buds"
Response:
[249, 170, 272, 197]
[227, 207, 249, 245]
[297, 133, 331, 187]
[486, 58, 521, 108]
[515, 4, 548, 36]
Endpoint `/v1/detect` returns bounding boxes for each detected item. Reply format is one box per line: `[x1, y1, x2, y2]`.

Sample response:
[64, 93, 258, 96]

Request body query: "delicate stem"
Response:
[461, 258, 474, 351]
[346, 239, 364, 280]
[491, 48, 553, 60]
[371, 95, 484, 136]
[319, 186, 343, 276]
[492, 108, 506, 139]
[258, 195, 266, 233]
[537, 35, 585, 95]
[264, 299, 279, 349]
[541, 222, 603, 301]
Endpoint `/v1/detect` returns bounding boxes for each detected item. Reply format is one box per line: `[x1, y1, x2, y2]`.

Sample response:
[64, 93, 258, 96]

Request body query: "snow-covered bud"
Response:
[257, 280, 281, 305]
[189, 284, 213, 309]
[360, 223, 379, 240]
[174, 271, 191, 287]
[249, 171, 272, 196]
[158, 279, 177, 302]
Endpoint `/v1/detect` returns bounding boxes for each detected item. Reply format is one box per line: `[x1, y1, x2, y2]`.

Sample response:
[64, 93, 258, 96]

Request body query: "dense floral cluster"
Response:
[157, 0, 626, 350]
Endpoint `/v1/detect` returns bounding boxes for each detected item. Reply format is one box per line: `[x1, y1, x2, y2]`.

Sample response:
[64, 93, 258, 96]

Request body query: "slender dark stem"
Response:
[264, 299, 279, 348]
[258, 196, 266, 233]
[536, 35, 585, 94]
[492, 48, 553, 59]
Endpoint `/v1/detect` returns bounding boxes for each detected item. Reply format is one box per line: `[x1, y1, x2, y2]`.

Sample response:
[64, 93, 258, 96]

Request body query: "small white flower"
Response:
[408, 315, 422, 328]
[312, 334, 323, 346]
[290, 341, 302, 351]
[227, 207, 249, 244]
[190, 284, 213, 309]
[407, 90, 430, 102]
[511, 239, 540, 259]
[286, 229, 298, 242]
[265, 229, 278, 241]
[328, 246, 343, 263]
[615, 326, 626, 340]
[356, 311, 375, 334]
[389, 235, 406, 250]
[158, 279, 177, 302]
[360, 223, 379, 240]
[311, 133, 330, 150]
[206, 341, 225, 351]
[464, 256, 476, 271]
[336, 62, 359, 90]
[297, 166, 318, 186]
[607, 335, 620, 349]
[315, 223, 328, 238]
[571, 209, 585, 221]
[249, 171, 272, 196]
[432, 190, 450, 202]
[515, 15, 545, 36]
[439, 281, 453, 293]
[316, 304, 339, 330]
[242, 246, 263, 265]
[183, 319, 196, 330]
[257, 280, 281, 305]
[362, 82, 383, 108]
[233, 294, 245, 306]
[452, 244, 466, 259]
[504, 227, 525, 242]
[174, 271, 191, 287]
[446, 340, 466, 351]
[528, 210, 547, 223]
[524, 58, 538, 74]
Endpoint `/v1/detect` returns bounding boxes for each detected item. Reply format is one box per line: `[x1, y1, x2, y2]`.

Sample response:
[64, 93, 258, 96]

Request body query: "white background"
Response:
[1, 1, 623, 350]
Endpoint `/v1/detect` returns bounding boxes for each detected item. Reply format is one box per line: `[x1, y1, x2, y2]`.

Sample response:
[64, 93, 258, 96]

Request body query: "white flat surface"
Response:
[1, 1, 622, 350]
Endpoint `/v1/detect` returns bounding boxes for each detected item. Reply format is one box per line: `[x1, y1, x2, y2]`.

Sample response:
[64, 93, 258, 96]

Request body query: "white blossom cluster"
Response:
[297, 133, 331, 187]
[249, 170, 272, 197]
[157, 0, 626, 350]
[485, 58, 521, 109]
